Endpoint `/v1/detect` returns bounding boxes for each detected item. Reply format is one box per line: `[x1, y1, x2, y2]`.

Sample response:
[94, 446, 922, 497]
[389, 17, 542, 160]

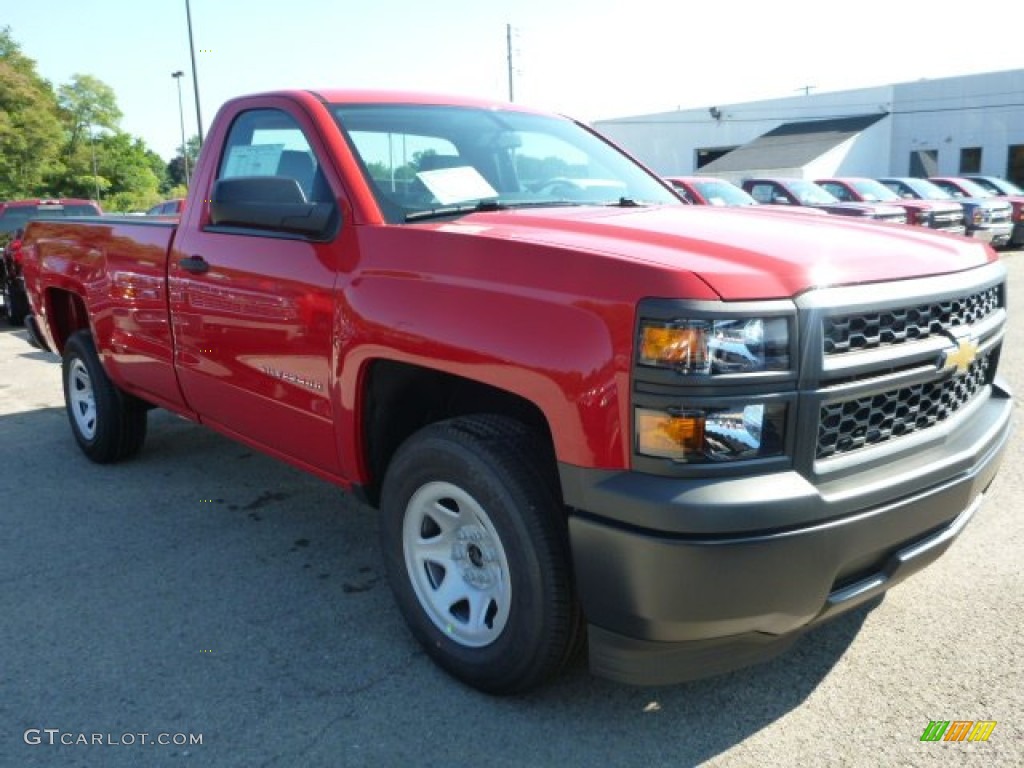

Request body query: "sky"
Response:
[4, 0, 1023, 161]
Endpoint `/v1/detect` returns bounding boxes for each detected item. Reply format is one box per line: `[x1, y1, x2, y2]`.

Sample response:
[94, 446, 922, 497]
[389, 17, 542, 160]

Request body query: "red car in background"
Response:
[816, 178, 965, 235]
[666, 176, 827, 216]
[932, 177, 1024, 247]
[0, 198, 102, 324]
[666, 176, 759, 206]
[742, 178, 908, 223]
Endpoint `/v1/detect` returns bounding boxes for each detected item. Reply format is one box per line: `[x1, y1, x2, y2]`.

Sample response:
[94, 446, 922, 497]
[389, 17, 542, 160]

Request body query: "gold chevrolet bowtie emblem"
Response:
[943, 338, 979, 375]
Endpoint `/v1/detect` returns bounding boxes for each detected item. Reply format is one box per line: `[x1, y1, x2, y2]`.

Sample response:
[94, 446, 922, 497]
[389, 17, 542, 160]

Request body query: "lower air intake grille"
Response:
[817, 351, 992, 459]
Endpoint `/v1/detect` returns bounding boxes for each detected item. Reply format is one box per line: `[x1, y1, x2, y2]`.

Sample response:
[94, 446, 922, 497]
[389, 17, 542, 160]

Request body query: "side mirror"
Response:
[209, 176, 334, 237]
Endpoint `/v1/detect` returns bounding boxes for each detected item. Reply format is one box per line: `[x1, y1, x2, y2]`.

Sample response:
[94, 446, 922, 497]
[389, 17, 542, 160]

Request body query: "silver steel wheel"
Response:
[402, 481, 512, 648]
[68, 358, 97, 440]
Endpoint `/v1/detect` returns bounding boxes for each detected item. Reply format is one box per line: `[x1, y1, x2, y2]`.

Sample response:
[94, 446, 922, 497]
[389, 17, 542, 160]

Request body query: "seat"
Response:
[276, 150, 316, 200]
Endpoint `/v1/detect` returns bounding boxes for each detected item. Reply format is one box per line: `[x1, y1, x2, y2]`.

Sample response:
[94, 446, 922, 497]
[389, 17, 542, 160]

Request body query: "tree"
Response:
[57, 73, 122, 159]
[93, 132, 164, 212]
[0, 27, 64, 198]
[166, 135, 200, 191]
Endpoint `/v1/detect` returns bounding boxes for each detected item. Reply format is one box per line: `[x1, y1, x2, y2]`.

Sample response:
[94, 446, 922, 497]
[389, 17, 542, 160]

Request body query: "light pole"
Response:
[171, 70, 190, 186]
[184, 0, 204, 145]
[506, 23, 514, 102]
[88, 123, 101, 203]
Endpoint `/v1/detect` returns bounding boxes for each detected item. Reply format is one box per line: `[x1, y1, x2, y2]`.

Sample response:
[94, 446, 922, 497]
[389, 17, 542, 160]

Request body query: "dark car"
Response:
[878, 178, 1012, 247]
[145, 198, 186, 216]
[933, 176, 1024, 247]
[0, 199, 102, 324]
[816, 177, 965, 236]
[742, 178, 908, 223]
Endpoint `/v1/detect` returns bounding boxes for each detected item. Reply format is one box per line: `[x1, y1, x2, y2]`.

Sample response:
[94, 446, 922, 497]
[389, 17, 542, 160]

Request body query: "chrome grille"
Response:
[823, 286, 1000, 355]
[931, 211, 964, 228]
[817, 352, 992, 459]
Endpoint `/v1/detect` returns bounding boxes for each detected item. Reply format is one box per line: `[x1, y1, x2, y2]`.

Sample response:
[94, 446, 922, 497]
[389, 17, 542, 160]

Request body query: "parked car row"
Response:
[932, 176, 1024, 247]
[878, 177, 1014, 246]
[665, 174, 1019, 247]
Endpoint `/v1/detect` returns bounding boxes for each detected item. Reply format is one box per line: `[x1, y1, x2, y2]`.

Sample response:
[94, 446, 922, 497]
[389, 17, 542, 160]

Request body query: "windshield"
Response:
[787, 180, 838, 205]
[898, 178, 954, 200]
[331, 104, 681, 222]
[692, 180, 756, 206]
[849, 179, 900, 202]
[972, 177, 1024, 195]
[935, 178, 992, 198]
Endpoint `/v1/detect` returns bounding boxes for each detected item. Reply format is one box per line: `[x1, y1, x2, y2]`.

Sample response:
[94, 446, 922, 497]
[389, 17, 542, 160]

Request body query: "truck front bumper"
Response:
[967, 223, 1012, 245]
[560, 382, 1012, 686]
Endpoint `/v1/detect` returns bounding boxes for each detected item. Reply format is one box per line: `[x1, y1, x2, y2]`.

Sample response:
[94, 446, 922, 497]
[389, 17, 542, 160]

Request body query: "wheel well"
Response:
[44, 289, 89, 353]
[362, 360, 558, 506]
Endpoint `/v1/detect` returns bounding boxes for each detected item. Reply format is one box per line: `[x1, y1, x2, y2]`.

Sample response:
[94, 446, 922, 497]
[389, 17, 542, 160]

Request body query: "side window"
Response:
[821, 183, 849, 201]
[748, 183, 775, 204]
[671, 183, 696, 204]
[218, 109, 328, 201]
[211, 108, 336, 237]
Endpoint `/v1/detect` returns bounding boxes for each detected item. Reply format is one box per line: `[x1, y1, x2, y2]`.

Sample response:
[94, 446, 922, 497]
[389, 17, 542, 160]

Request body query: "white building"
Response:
[593, 69, 1024, 185]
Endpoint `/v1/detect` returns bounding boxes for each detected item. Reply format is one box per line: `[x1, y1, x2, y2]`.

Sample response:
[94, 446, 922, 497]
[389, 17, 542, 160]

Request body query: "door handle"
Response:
[178, 255, 209, 274]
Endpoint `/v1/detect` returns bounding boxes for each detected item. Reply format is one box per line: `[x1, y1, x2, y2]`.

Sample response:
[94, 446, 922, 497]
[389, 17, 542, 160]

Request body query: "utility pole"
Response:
[796, 84, 816, 96]
[506, 23, 514, 102]
[172, 71, 190, 186]
[185, 0, 204, 145]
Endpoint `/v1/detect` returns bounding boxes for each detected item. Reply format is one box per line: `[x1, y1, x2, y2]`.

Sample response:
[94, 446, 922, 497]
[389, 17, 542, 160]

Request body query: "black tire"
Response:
[3, 278, 28, 326]
[380, 415, 581, 694]
[62, 330, 148, 463]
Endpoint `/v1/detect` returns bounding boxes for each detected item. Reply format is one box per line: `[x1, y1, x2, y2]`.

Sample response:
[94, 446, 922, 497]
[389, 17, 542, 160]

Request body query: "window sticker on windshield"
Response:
[223, 144, 285, 177]
[417, 166, 497, 205]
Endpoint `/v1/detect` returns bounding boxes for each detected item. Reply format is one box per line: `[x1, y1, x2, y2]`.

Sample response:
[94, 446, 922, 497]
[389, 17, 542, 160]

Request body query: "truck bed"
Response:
[23, 217, 185, 412]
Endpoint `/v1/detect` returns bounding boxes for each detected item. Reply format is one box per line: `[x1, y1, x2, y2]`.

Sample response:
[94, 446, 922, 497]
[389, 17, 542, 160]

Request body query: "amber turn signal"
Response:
[640, 324, 707, 370]
[635, 408, 705, 460]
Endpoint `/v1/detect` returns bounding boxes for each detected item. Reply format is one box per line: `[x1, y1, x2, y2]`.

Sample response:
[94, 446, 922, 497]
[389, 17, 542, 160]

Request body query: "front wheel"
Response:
[380, 415, 581, 694]
[62, 330, 148, 463]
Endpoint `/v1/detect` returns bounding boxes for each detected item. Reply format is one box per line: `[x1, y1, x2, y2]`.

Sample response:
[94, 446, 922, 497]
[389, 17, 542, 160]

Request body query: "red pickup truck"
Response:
[19, 89, 1012, 693]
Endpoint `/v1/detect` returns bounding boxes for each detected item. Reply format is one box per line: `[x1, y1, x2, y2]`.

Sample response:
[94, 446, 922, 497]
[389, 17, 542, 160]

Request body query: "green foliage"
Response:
[1, 27, 171, 210]
[166, 135, 200, 191]
[57, 73, 122, 158]
[0, 27, 65, 198]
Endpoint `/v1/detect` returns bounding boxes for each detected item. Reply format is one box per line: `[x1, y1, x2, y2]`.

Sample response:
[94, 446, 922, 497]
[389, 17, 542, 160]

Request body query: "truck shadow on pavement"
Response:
[2, 404, 874, 768]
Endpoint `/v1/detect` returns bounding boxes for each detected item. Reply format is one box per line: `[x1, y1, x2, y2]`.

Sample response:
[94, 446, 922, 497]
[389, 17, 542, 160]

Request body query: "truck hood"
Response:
[446, 205, 994, 300]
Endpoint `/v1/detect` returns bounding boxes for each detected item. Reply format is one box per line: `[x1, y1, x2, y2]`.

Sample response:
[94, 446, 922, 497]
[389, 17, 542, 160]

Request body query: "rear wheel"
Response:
[3, 278, 28, 325]
[380, 415, 581, 694]
[62, 331, 147, 463]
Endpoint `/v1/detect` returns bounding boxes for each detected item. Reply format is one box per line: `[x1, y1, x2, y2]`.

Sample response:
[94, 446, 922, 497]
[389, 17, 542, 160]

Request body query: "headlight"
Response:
[639, 317, 789, 374]
[636, 403, 787, 462]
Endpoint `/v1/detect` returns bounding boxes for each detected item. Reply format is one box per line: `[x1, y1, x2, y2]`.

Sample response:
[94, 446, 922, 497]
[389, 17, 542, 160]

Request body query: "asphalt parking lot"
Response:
[2, 253, 1022, 768]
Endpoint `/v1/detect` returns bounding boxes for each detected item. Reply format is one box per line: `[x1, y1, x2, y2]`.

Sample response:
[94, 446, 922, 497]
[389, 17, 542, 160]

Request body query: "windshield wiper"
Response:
[404, 199, 587, 222]
[405, 200, 506, 222]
